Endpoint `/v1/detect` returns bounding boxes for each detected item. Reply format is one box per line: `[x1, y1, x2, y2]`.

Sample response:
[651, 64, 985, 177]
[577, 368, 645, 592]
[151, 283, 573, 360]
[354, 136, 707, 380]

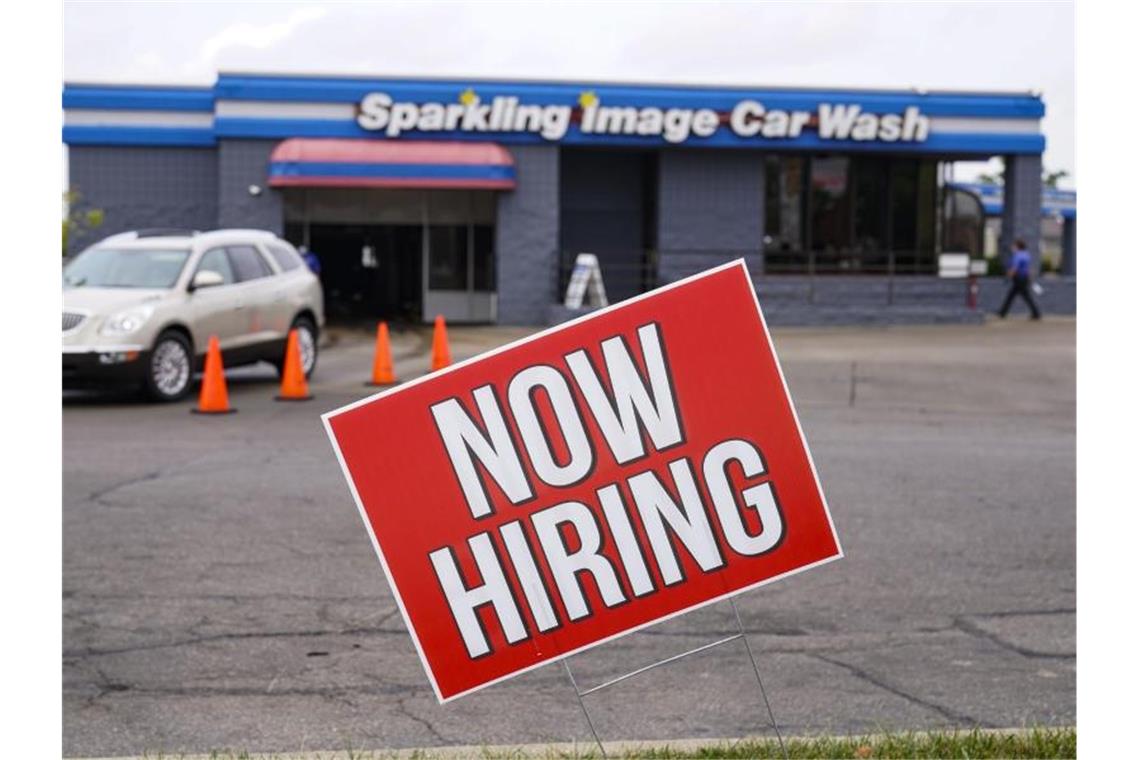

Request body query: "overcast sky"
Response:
[63, 1, 1075, 185]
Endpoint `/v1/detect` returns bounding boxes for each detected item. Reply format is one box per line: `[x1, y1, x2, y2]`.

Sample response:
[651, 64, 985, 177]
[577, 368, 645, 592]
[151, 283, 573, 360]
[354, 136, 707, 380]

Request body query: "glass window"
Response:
[915, 160, 937, 256]
[196, 248, 235, 284]
[810, 157, 851, 254]
[763, 156, 806, 274]
[473, 226, 495, 291]
[888, 160, 938, 273]
[764, 156, 804, 250]
[853, 158, 888, 253]
[890, 160, 919, 254]
[63, 248, 190, 289]
[428, 226, 469, 290]
[227, 245, 272, 282]
[266, 243, 303, 272]
[942, 188, 984, 258]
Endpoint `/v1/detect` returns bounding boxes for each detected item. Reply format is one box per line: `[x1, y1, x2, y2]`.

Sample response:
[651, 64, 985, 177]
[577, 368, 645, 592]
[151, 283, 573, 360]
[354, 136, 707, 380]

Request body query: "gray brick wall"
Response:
[496, 145, 560, 325]
[750, 274, 1074, 326]
[980, 275, 1075, 316]
[548, 275, 1074, 327]
[1000, 153, 1043, 268]
[656, 149, 765, 282]
[217, 140, 284, 234]
[66, 146, 218, 254]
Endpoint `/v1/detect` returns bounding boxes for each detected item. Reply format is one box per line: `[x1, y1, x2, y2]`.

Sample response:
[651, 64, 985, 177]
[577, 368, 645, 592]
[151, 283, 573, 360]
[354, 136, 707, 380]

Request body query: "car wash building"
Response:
[63, 73, 1061, 325]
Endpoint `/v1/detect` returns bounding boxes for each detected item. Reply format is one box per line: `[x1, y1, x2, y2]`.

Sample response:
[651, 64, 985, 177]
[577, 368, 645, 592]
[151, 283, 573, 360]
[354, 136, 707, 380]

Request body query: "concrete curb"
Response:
[71, 726, 1074, 760]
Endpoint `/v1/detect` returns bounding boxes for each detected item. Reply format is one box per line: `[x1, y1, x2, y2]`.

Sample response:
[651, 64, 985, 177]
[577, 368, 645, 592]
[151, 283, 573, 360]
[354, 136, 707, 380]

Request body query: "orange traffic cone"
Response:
[275, 328, 313, 401]
[367, 321, 398, 386]
[431, 314, 451, 371]
[191, 335, 235, 415]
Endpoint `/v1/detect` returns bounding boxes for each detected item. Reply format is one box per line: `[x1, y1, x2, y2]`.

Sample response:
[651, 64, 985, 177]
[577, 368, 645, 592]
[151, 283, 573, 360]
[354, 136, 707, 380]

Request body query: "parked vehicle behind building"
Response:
[63, 228, 324, 401]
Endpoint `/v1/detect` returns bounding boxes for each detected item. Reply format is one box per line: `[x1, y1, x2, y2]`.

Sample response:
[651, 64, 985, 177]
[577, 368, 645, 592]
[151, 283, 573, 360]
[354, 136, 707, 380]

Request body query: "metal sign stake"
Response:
[562, 659, 607, 757]
[561, 599, 788, 760]
[731, 597, 789, 760]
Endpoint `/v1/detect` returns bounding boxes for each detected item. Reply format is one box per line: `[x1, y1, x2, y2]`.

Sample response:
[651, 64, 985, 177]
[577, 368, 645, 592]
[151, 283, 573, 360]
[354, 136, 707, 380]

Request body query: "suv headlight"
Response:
[100, 305, 155, 336]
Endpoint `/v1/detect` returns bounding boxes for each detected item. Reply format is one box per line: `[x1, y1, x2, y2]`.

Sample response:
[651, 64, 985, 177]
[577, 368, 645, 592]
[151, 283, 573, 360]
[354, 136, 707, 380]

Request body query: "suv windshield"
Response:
[64, 247, 191, 289]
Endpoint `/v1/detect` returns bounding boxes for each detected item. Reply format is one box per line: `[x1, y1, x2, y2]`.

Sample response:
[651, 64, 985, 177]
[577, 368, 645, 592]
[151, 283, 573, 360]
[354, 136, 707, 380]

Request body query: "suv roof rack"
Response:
[134, 228, 200, 238]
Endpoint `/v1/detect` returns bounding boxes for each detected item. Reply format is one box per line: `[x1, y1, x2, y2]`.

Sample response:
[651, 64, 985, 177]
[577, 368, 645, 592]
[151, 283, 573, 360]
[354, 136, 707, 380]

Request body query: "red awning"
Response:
[267, 139, 516, 190]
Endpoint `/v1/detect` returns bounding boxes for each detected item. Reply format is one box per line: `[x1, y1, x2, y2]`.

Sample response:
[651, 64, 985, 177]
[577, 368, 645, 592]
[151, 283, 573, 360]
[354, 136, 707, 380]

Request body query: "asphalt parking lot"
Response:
[63, 318, 1075, 757]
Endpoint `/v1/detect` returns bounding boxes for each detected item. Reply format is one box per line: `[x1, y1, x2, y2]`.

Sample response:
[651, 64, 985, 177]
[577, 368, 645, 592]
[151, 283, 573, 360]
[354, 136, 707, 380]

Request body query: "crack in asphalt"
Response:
[62, 623, 407, 659]
[75, 682, 422, 700]
[394, 696, 449, 745]
[80, 447, 248, 507]
[86, 470, 163, 505]
[808, 653, 994, 728]
[969, 607, 1075, 619]
[952, 614, 1075, 660]
[637, 626, 812, 638]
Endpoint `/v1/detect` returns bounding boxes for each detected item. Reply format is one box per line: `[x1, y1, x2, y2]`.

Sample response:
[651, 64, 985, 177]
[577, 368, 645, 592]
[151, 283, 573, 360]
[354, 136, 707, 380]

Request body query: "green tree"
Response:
[1042, 168, 1069, 188]
[62, 189, 104, 256]
[970, 167, 1071, 188]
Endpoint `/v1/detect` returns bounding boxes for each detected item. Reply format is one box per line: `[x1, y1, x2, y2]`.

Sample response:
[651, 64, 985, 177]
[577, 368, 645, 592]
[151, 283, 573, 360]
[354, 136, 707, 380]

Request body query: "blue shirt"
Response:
[1011, 250, 1031, 277]
[302, 251, 321, 275]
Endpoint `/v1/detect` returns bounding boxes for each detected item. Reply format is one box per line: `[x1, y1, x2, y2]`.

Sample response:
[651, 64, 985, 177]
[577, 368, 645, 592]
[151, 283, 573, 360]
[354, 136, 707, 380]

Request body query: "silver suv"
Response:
[63, 228, 324, 401]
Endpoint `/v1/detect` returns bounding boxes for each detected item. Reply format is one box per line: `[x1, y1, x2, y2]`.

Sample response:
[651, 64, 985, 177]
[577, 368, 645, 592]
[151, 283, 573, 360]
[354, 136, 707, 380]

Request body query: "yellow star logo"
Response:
[578, 90, 598, 109]
[459, 88, 478, 106]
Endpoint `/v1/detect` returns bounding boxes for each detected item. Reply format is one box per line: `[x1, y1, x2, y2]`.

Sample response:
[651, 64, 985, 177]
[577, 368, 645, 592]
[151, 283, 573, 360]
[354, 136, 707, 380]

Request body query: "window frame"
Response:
[192, 246, 238, 287]
[225, 244, 275, 283]
[263, 242, 304, 274]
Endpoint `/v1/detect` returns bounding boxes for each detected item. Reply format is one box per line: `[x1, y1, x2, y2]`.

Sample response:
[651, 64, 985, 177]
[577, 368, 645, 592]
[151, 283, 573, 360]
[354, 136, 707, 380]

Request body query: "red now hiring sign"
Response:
[323, 261, 841, 702]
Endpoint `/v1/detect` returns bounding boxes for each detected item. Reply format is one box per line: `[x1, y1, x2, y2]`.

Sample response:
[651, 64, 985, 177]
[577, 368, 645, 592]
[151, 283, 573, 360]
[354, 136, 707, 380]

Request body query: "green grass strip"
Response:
[600, 727, 1076, 759]
[149, 727, 1076, 760]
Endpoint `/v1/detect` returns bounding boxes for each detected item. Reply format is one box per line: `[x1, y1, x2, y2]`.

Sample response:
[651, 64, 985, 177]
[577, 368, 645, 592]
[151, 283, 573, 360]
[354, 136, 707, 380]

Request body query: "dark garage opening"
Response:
[559, 148, 659, 302]
[285, 221, 423, 322]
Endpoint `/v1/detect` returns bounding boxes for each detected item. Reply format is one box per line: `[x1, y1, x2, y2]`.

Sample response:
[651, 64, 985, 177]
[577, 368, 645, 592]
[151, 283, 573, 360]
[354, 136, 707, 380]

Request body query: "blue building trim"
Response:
[61, 75, 1047, 155]
[269, 161, 516, 181]
[62, 125, 217, 147]
[218, 117, 1045, 154]
[63, 85, 215, 112]
[949, 181, 1076, 219]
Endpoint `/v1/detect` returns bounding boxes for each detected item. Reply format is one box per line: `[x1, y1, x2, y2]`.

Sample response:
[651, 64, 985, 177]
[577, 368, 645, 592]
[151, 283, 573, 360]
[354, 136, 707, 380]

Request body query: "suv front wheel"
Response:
[274, 315, 318, 379]
[144, 330, 194, 402]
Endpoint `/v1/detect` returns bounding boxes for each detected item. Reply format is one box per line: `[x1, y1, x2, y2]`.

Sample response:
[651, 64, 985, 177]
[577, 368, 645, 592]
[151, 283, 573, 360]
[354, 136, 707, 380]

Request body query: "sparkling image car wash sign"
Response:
[323, 261, 841, 702]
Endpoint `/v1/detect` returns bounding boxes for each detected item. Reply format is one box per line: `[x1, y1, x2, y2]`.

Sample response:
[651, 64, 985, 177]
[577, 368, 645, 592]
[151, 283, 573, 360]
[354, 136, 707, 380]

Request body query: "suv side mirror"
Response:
[189, 270, 225, 291]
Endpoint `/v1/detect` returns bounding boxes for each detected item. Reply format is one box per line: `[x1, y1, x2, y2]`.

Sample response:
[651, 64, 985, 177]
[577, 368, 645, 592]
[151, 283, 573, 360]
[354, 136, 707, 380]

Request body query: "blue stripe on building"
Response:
[64, 117, 1045, 154]
[63, 85, 215, 112]
[950, 182, 1076, 219]
[216, 117, 1045, 154]
[58, 79, 1048, 119]
[269, 161, 516, 181]
[62, 125, 217, 146]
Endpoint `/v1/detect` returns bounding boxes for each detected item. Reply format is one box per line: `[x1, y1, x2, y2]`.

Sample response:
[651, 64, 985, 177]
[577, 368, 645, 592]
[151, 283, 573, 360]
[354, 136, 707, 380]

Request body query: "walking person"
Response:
[997, 238, 1042, 320]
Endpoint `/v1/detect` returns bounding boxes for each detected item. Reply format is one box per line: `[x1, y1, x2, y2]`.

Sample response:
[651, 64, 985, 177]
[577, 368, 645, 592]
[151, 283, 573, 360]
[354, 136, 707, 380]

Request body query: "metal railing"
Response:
[555, 249, 661, 304]
[556, 248, 964, 309]
[765, 248, 938, 305]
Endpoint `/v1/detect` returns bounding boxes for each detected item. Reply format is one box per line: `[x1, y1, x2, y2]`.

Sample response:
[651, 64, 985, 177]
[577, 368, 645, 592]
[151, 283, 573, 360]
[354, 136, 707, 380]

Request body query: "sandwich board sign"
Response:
[563, 252, 608, 309]
[323, 260, 841, 703]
